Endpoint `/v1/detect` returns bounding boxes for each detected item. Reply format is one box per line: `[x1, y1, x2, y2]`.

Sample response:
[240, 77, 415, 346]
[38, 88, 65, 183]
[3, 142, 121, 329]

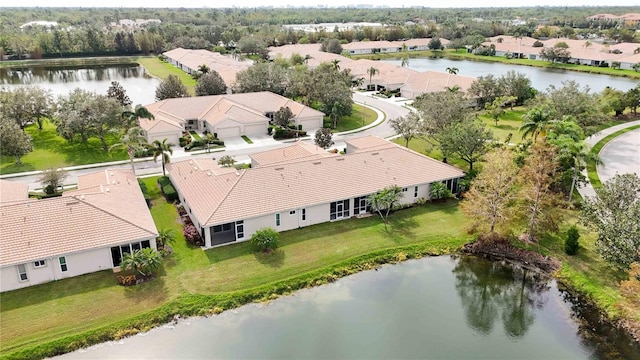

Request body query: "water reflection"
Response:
[0, 64, 158, 105]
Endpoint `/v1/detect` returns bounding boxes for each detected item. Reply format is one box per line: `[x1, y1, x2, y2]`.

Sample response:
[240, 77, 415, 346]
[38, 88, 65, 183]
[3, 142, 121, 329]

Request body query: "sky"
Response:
[0, 0, 639, 8]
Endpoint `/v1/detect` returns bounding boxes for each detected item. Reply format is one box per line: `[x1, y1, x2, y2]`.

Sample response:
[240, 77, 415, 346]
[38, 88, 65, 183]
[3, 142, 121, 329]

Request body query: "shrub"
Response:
[208, 139, 225, 146]
[429, 182, 452, 201]
[185, 139, 205, 150]
[183, 223, 204, 246]
[532, 40, 544, 48]
[137, 179, 151, 205]
[565, 225, 580, 255]
[250, 227, 279, 253]
[273, 128, 306, 139]
[158, 176, 178, 202]
[117, 275, 137, 286]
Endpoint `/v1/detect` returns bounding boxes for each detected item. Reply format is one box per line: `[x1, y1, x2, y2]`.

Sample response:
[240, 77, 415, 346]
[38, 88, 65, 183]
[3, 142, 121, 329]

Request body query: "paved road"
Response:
[1, 93, 410, 191]
[597, 128, 640, 183]
[578, 120, 640, 199]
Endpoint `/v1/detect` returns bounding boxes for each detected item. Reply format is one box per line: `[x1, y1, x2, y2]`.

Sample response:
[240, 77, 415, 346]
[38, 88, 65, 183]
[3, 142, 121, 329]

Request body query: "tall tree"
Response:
[446, 67, 459, 74]
[38, 168, 69, 194]
[122, 105, 155, 129]
[389, 111, 422, 147]
[155, 74, 188, 101]
[461, 148, 519, 234]
[366, 66, 378, 90]
[519, 105, 553, 140]
[439, 119, 494, 172]
[195, 70, 227, 96]
[109, 126, 148, 174]
[469, 74, 504, 108]
[0, 87, 53, 130]
[106, 81, 132, 107]
[581, 174, 640, 270]
[86, 95, 124, 151]
[235, 62, 288, 95]
[273, 106, 294, 128]
[0, 115, 32, 164]
[314, 127, 334, 149]
[518, 141, 560, 243]
[149, 138, 174, 176]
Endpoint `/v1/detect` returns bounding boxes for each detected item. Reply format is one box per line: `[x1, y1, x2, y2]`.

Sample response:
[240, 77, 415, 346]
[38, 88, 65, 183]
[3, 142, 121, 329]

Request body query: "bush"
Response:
[158, 176, 178, 202]
[137, 179, 151, 205]
[273, 128, 307, 139]
[250, 227, 279, 253]
[183, 223, 204, 246]
[208, 139, 225, 146]
[565, 225, 580, 255]
[185, 139, 205, 150]
[429, 182, 452, 201]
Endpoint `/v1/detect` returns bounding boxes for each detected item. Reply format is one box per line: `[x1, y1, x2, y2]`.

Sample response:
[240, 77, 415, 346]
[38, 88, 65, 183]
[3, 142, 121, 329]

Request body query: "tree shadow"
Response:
[253, 248, 286, 269]
[385, 214, 419, 240]
[122, 275, 169, 302]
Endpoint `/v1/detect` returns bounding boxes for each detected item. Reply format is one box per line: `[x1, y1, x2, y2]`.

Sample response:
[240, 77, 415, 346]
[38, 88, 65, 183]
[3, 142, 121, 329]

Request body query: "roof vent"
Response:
[336, 158, 345, 161]
[312, 161, 321, 165]
[189, 160, 193, 165]
[193, 166, 198, 171]
[275, 167, 285, 171]
[206, 171, 212, 176]
[105, 187, 110, 192]
[371, 152, 379, 155]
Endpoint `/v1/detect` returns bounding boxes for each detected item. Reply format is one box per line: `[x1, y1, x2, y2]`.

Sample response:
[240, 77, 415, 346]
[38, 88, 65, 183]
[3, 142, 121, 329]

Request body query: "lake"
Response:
[0, 64, 159, 106]
[382, 57, 640, 93]
[58, 256, 639, 359]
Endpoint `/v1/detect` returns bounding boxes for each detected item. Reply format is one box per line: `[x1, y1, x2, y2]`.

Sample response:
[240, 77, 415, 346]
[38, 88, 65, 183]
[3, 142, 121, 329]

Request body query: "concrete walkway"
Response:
[577, 120, 640, 199]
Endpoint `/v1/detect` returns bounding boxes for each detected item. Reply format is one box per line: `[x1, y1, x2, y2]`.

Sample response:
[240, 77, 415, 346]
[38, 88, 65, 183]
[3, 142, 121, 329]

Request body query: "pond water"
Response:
[382, 57, 639, 93]
[58, 256, 639, 359]
[0, 64, 159, 106]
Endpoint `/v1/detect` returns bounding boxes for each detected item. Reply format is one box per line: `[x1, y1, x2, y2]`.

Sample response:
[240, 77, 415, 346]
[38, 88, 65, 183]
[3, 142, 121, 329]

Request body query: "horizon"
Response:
[0, 1, 639, 9]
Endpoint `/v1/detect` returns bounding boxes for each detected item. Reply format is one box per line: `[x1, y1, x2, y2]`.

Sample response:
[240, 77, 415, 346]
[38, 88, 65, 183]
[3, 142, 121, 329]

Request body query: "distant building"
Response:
[20, 21, 58, 29]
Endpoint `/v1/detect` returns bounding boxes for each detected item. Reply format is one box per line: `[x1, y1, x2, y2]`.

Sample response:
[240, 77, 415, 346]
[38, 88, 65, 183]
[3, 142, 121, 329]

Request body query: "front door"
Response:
[336, 202, 344, 219]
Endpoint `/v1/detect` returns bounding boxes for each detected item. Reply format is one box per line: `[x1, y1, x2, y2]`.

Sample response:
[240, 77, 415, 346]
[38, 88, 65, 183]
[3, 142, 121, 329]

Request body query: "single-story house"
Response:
[139, 92, 325, 144]
[0, 170, 158, 292]
[342, 41, 402, 55]
[393, 38, 450, 51]
[400, 71, 475, 99]
[167, 136, 464, 249]
[162, 47, 253, 87]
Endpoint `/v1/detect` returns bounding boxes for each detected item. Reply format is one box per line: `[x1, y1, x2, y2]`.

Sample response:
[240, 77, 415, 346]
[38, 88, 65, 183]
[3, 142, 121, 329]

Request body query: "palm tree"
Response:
[109, 126, 148, 174]
[156, 228, 176, 250]
[352, 77, 365, 89]
[366, 67, 378, 90]
[519, 106, 553, 140]
[197, 64, 210, 74]
[446, 67, 459, 75]
[121, 248, 162, 277]
[149, 138, 175, 176]
[401, 55, 410, 68]
[330, 59, 341, 71]
[303, 54, 312, 64]
[122, 105, 154, 129]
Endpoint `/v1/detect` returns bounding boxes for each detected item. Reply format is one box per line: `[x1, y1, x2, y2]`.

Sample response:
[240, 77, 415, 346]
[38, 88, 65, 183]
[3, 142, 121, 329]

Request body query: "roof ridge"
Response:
[73, 193, 157, 236]
[204, 170, 246, 225]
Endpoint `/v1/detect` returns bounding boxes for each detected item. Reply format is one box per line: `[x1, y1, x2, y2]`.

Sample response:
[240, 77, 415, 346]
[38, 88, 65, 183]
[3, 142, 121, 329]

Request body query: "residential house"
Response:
[342, 41, 402, 55]
[167, 136, 464, 249]
[0, 170, 158, 292]
[162, 48, 253, 88]
[139, 92, 325, 144]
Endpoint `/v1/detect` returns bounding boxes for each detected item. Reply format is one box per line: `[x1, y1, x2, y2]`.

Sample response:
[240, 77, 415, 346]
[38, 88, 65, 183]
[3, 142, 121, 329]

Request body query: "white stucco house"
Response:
[167, 136, 464, 248]
[162, 47, 252, 88]
[0, 170, 158, 293]
[342, 41, 402, 55]
[139, 92, 325, 145]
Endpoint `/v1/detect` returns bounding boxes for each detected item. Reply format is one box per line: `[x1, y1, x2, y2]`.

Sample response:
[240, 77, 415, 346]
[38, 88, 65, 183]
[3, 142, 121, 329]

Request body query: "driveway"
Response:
[597, 128, 640, 183]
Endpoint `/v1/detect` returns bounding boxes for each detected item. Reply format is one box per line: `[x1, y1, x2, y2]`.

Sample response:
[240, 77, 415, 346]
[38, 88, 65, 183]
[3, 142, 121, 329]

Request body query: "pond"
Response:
[382, 57, 639, 93]
[0, 64, 159, 106]
[58, 256, 639, 359]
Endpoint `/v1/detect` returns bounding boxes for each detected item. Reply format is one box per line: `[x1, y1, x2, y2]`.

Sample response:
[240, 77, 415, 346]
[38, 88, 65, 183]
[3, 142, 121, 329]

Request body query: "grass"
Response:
[241, 135, 253, 144]
[0, 120, 127, 175]
[0, 177, 470, 358]
[135, 56, 196, 95]
[329, 103, 378, 132]
[477, 107, 527, 144]
[189, 131, 202, 141]
[586, 124, 640, 189]
[0, 56, 141, 69]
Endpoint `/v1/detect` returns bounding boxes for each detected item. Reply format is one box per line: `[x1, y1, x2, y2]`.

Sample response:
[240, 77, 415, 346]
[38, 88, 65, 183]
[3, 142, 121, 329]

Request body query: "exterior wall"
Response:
[296, 116, 323, 131]
[148, 132, 180, 148]
[1, 248, 112, 293]
[348, 49, 372, 55]
[244, 123, 267, 136]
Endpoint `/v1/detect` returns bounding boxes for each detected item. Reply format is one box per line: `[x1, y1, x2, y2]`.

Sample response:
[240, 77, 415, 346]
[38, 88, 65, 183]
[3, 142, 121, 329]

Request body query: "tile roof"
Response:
[249, 141, 333, 167]
[400, 71, 475, 94]
[168, 136, 464, 227]
[0, 179, 29, 203]
[139, 92, 324, 133]
[343, 40, 401, 50]
[0, 170, 157, 267]
[163, 47, 253, 86]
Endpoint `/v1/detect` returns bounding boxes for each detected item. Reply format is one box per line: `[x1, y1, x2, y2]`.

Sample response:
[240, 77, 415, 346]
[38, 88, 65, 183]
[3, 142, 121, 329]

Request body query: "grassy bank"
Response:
[329, 103, 378, 132]
[351, 49, 640, 80]
[586, 125, 640, 189]
[135, 56, 196, 95]
[0, 120, 127, 175]
[0, 56, 141, 68]
[0, 177, 471, 359]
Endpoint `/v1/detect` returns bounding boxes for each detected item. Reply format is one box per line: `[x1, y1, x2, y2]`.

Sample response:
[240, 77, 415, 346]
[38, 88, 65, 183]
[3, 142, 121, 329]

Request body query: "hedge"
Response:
[157, 177, 178, 202]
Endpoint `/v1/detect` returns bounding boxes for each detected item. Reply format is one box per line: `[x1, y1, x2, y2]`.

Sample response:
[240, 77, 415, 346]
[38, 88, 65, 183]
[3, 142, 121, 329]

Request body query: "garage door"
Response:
[299, 119, 322, 131]
[216, 127, 241, 139]
[149, 133, 180, 147]
[244, 124, 266, 136]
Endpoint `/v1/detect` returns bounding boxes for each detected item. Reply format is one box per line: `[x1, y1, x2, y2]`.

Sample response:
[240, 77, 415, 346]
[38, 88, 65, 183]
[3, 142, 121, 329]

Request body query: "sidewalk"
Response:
[577, 120, 640, 199]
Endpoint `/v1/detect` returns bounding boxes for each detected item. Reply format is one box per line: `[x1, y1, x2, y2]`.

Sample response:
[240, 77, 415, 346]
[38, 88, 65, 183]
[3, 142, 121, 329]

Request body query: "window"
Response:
[402, 188, 408, 192]
[236, 220, 244, 239]
[276, 213, 281, 226]
[17, 264, 28, 282]
[59, 257, 68, 272]
[330, 199, 350, 220]
[301, 209, 306, 221]
[110, 241, 151, 267]
[34, 260, 46, 268]
[414, 186, 419, 198]
[289, 210, 296, 215]
[354, 196, 368, 215]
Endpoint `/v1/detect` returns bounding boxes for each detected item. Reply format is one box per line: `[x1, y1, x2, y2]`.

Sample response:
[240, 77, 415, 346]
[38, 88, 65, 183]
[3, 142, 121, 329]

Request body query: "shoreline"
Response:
[4, 239, 639, 360]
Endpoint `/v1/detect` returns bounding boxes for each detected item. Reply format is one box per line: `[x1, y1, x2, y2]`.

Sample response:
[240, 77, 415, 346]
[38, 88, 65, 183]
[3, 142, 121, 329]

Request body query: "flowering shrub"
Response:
[183, 223, 203, 246]
[117, 275, 137, 286]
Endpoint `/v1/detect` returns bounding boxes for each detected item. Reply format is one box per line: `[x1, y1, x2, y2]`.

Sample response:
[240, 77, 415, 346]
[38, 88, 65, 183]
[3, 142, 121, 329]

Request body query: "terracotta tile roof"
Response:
[0, 179, 29, 203]
[249, 141, 332, 167]
[343, 41, 401, 50]
[162, 47, 253, 86]
[0, 170, 157, 267]
[345, 135, 397, 151]
[400, 71, 475, 94]
[168, 137, 464, 227]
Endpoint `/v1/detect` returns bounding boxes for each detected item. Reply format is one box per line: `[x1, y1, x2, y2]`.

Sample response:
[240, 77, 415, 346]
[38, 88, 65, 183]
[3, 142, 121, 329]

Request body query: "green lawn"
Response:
[0, 120, 127, 175]
[135, 56, 196, 95]
[329, 103, 378, 133]
[477, 107, 526, 144]
[0, 177, 470, 357]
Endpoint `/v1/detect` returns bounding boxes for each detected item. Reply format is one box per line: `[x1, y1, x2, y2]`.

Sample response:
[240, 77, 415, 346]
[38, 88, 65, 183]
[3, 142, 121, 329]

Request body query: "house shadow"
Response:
[0, 269, 119, 311]
[253, 248, 286, 269]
